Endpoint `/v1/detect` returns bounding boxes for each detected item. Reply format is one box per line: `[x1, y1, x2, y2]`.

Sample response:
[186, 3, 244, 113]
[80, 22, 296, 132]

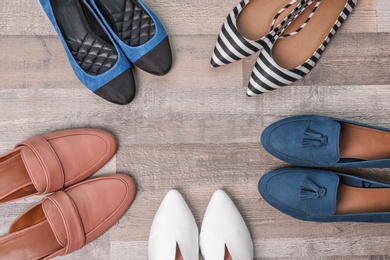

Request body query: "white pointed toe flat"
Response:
[200, 190, 254, 260]
[148, 190, 199, 260]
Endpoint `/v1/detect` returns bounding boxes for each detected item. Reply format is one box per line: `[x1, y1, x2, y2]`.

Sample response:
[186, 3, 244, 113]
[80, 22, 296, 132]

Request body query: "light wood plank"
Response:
[377, 0, 390, 32]
[0, 35, 242, 90]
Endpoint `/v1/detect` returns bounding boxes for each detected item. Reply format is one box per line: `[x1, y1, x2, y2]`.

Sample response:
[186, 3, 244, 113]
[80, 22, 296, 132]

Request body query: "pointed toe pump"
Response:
[247, 0, 357, 96]
[200, 190, 253, 260]
[148, 190, 199, 260]
[39, 0, 136, 105]
[210, 0, 314, 68]
[87, 0, 172, 76]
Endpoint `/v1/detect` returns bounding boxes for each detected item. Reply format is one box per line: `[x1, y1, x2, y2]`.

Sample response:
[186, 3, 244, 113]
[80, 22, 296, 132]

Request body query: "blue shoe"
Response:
[259, 167, 390, 223]
[40, 0, 136, 105]
[87, 0, 172, 76]
[261, 115, 390, 168]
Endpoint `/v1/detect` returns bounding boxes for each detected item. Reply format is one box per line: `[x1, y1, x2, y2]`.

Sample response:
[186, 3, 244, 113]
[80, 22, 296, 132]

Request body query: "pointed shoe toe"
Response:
[0, 128, 116, 204]
[148, 190, 199, 260]
[200, 190, 253, 260]
[259, 167, 390, 223]
[261, 114, 390, 168]
[0, 175, 136, 259]
[88, 0, 172, 75]
[39, 0, 136, 104]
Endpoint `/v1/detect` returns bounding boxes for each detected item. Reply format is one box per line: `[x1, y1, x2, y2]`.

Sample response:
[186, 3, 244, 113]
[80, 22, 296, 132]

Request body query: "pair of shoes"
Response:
[210, 0, 357, 96]
[258, 115, 390, 222]
[148, 190, 253, 260]
[40, 0, 172, 105]
[0, 129, 136, 259]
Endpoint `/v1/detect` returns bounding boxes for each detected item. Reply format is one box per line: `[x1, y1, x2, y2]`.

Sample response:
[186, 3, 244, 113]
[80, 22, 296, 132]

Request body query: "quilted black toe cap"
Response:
[94, 68, 136, 105]
[135, 37, 172, 76]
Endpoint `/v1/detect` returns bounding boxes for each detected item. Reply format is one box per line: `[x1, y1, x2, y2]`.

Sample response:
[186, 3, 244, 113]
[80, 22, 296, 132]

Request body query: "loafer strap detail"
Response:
[43, 191, 85, 254]
[16, 136, 64, 193]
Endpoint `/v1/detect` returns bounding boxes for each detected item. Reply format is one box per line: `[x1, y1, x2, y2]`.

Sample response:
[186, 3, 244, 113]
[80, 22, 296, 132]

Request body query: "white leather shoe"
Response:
[148, 190, 199, 260]
[200, 190, 254, 260]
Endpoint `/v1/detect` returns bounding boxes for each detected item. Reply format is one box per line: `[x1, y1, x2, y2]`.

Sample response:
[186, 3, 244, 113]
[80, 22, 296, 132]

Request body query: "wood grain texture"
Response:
[0, 0, 389, 259]
[377, 0, 390, 32]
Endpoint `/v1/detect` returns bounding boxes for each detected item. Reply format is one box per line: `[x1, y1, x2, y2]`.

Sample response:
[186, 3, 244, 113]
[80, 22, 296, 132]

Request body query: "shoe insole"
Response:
[0, 206, 62, 259]
[280, 0, 318, 35]
[175, 243, 184, 260]
[272, 0, 347, 69]
[50, 0, 118, 75]
[0, 152, 37, 204]
[339, 123, 390, 161]
[95, 0, 156, 46]
[336, 184, 390, 214]
[225, 246, 233, 260]
[237, 0, 299, 41]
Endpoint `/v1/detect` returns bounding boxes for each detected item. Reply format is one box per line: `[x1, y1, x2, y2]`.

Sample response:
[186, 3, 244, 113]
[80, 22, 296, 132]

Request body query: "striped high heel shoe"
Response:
[210, 0, 314, 68]
[247, 0, 357, 96]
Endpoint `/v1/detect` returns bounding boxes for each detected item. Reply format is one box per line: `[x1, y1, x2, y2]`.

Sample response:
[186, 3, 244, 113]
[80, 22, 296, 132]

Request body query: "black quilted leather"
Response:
[67, 34, 118, 76]
[110, 0, 156, 46]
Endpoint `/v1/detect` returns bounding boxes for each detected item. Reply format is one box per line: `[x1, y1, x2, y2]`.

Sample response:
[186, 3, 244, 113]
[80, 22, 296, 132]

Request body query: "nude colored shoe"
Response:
[200, 190, 253, 260]
[148, 190, 199, 260]
[0, 128, 116, 204]
[0, 174, 136, 259]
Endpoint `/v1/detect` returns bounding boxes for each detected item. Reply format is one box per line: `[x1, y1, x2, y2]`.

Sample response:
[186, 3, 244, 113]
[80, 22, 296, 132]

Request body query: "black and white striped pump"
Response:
[210, 0, 314, 68]
[247, 0, 357, 96]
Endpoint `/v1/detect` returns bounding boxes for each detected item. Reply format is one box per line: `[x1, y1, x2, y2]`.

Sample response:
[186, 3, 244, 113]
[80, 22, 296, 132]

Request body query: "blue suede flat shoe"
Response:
[87, 0, 172, 76]
[261, 115, 390, 168]
[40, 0, 136, 105]
[259, 167, 390, 223]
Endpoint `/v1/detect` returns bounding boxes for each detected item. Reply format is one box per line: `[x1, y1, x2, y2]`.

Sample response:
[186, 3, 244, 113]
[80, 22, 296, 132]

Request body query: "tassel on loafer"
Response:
[261, 115, 390, 168]
[247, 0, 357, 96]
[87, 0, 172, 76]
[40, 0, 136, 105]
[259, 167, 390, 223]
[210, 0, 314, 68]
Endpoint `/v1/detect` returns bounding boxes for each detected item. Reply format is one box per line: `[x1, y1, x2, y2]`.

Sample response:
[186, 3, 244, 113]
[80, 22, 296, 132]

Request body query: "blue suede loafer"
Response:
[40, 0, 136, 105]
[259, 167, 390, 223]
[261, 115, 390, 168]
[87, 0, 172, 76]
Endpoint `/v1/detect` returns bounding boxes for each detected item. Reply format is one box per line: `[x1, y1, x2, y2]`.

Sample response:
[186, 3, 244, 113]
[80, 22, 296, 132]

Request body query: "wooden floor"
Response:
[1, 0, 390, 259]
